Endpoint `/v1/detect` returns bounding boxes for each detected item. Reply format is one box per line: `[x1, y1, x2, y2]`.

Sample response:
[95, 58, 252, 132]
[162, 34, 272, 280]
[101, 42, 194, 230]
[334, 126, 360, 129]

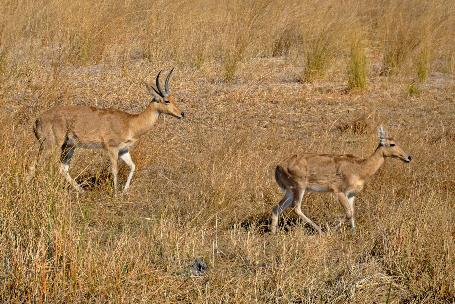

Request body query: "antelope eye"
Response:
[164, 100, 170, 104]
[390, 143, 396, 147]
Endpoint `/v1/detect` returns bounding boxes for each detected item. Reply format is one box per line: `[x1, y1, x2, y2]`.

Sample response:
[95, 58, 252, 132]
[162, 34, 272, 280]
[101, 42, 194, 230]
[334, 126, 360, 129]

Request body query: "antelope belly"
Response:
[307, 184, 330, 192]
[77, 143, 104, 149]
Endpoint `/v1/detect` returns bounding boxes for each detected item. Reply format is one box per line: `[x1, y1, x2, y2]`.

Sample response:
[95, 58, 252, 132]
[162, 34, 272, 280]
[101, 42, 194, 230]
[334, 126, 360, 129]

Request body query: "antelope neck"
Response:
[130, 104, 161, 137]
[359, 145, 385, 179]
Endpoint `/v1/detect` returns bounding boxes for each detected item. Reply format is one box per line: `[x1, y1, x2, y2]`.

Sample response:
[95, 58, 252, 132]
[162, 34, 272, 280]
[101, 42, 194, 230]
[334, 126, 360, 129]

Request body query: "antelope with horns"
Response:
[271, 126, 412, 234]
[28, 68, 184, 193]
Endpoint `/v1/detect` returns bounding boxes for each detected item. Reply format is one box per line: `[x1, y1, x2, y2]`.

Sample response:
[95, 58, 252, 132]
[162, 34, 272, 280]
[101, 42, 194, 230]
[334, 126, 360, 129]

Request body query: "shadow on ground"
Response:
[234, 212, 322, 235]
[75, 171, 112, 191]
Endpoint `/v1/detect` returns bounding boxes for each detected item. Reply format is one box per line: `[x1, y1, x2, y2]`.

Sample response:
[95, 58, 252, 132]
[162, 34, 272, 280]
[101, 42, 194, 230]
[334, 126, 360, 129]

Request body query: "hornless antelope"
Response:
[271, 126, 412, 234]
[28, 68, 184, 193]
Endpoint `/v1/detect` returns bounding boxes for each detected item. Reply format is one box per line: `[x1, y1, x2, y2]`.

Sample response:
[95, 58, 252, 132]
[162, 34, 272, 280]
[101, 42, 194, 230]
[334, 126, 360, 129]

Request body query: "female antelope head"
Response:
[145, 68, 185, 119]
[377, 126, 412, 163]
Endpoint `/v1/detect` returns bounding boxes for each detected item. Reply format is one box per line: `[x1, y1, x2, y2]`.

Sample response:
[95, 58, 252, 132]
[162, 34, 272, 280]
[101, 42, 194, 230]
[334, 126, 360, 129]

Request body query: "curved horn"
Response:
[155, 70, 165, 97]
[164, 67, 174, 96]
[143, 81, 161, 99]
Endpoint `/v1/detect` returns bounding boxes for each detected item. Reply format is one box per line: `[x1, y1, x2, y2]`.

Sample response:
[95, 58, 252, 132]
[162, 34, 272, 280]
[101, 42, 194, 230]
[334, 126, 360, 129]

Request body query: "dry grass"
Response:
[348, 36, 367, 91]
[0, 0, 454, 303]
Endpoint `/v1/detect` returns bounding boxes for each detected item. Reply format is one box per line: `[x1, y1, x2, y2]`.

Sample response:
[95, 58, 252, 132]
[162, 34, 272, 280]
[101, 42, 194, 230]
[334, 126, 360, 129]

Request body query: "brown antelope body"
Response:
[271, 127, 412, 234]
[28, 69, 184, 192]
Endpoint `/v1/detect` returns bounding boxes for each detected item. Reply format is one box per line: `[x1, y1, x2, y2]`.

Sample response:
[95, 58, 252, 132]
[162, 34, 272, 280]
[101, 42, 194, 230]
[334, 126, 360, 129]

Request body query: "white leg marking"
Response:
[59, 163, 82, 192]
[348, 196, 355, 208]
[120, 152, 136, 192]
[347, 195, 356, 230]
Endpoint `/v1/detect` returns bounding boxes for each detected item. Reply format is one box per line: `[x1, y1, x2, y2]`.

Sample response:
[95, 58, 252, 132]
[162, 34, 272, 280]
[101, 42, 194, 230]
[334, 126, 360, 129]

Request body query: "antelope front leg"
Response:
[59, 144, 82, 192]
[119, 149, 136, 192]
[347, 193, 356, 230]
[336, 192, 356, 232]
[108, 148, 119, 193]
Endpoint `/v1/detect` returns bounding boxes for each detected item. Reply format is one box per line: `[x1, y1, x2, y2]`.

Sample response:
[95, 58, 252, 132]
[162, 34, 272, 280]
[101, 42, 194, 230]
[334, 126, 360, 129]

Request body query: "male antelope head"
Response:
[144, 68, 184, 119]
[271, 126, 411, 234]
[28, 68, 185, 193]
[377, 126, 412, 163]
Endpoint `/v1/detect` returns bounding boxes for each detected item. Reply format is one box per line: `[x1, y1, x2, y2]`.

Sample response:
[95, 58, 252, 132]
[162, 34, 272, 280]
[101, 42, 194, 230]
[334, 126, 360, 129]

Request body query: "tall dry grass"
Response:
[1, 0, 453, 81]
[348, 35, 367, 90]
[0, 0, 454, 302]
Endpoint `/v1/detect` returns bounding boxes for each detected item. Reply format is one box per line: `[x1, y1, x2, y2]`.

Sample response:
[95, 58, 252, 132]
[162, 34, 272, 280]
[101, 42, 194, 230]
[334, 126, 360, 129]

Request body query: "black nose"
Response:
[181, 112, 185, 118]
[408, 155, 412, 161]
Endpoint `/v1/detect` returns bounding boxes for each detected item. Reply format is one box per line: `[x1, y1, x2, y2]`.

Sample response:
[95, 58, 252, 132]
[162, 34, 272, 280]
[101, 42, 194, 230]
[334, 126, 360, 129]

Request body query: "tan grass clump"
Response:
[348, 36, 367, 90]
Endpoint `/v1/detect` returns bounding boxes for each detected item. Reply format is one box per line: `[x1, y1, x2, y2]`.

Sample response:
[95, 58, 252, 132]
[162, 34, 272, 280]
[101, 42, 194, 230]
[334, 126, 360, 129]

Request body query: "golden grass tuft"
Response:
[336, 112, 377, 135]
[348, 36, 367, 90]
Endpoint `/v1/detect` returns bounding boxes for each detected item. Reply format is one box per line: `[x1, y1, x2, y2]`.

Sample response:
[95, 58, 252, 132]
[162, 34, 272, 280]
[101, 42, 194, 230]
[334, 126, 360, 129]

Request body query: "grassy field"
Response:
[0, 0, 454, 303]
